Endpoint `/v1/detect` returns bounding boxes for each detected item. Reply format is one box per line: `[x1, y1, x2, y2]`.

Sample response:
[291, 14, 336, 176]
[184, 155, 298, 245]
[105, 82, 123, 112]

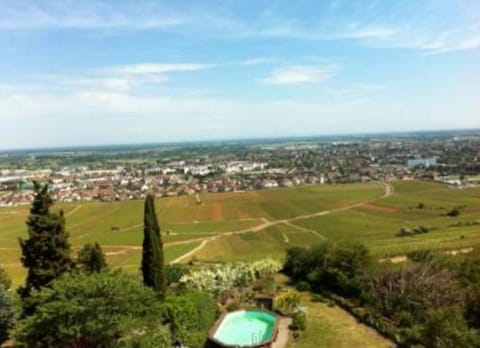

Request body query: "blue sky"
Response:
[0, 0, 479, 149]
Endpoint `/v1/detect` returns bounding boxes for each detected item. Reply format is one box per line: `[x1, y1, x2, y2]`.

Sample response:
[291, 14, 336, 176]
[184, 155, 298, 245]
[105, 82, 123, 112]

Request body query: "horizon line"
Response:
[1, 127, 479, 153]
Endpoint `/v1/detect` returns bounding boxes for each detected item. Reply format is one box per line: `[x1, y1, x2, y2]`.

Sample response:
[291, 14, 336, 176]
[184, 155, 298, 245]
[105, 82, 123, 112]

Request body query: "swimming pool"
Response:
[209, 309, 279, 348]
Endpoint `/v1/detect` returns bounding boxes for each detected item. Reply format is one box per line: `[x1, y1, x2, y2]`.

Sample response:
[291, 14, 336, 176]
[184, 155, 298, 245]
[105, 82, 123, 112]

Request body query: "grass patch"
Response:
[285, 288, 392, 348]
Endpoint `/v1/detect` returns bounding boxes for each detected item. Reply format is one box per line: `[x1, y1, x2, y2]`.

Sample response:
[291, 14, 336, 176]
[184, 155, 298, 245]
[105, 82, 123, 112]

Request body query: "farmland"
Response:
[1, 180, 480, 286]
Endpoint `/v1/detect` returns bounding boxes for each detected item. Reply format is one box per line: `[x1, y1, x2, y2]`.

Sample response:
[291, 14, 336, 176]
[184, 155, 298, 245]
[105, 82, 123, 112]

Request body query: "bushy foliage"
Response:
[422, 307, 480, 348]
[119, 325, 171, 348]
[457, 251, 480, 287]
[253, 275, 277, 295]
[251, 258, 283, 278]
[295, 280, 311, 292]
[160, 291, 217, 347]
[275, 289, 301, 315]
[0, 266, 12, 290]
[284, 242, 480, 347]
[77, 242, 107, 273]
[290, 310, 307, 332]
[407, 249, 440, 264]
[369, 264, 461, 330]
[283, 242, 371, 297]
[446, 207, 461, 217]
[13, 271, 168, 348]
[179, 258, 282, 297]
[225, 301, 241, 312]
[396, 225, 431, 237]
[0, 284, 15, 345]
[283, 244, 329, 282]
[165, 264, 188, 286]
[465, 287, 480, 329]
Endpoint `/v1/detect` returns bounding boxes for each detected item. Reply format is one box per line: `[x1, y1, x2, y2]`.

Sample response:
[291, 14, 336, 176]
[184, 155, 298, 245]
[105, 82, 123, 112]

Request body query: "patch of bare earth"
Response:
[363, 203, 397, 213]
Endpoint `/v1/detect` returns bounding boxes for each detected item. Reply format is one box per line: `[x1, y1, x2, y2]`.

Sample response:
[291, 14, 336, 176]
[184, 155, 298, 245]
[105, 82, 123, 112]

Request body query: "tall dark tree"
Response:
[77, 242, 107, 273]
[18, 182, 73, 302]
[141, 193, 166, 299]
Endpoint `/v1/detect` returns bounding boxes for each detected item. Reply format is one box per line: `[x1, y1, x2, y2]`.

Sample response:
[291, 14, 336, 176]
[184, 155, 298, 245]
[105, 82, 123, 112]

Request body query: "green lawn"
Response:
[287, 293, 393, 348]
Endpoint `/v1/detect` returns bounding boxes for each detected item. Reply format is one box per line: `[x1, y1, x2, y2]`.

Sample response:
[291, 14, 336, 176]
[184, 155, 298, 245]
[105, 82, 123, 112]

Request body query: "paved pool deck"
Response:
[273, 317, 292, 348]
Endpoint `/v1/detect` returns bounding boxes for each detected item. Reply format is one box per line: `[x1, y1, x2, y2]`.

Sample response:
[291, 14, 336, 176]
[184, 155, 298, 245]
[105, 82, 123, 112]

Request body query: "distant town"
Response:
[1, 130, 479, 207]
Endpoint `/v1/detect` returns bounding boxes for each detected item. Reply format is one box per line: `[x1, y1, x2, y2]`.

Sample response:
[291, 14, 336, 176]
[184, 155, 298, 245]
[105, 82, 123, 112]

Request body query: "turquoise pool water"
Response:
[213, 310, 277, 346]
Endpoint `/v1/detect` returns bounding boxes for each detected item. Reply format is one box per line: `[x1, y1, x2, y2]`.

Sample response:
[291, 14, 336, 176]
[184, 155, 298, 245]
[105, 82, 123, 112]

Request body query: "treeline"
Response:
[0, 183, 219, 347]
[284, 242, 480, 347]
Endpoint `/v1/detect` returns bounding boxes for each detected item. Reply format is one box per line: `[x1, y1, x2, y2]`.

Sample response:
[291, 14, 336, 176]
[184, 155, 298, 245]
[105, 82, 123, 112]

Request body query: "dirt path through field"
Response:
[379, 247, 475, 264]
[283, 221, 326, 240]
[171, 182, 393, 262]
[170, 239, 209, 264]
[65, 204, 82, 217]
[0, 183, 395, 268]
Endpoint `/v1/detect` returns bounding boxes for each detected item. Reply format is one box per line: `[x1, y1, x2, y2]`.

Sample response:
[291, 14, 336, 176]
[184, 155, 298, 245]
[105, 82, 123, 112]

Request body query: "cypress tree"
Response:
[141, 194, 166, 299]
[77, 242, 107, 273]
[18, 182, 72, 302]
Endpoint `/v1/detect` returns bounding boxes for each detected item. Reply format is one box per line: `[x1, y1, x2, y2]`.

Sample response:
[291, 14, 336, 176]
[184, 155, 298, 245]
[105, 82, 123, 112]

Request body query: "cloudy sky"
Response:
[0, 0, 479, 149]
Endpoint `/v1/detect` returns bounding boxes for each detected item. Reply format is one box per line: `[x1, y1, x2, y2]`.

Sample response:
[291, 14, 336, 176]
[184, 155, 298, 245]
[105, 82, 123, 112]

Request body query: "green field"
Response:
[293, 181, 480, 256]
[2, 181, 480, 286]
[194, 222, 325, 262]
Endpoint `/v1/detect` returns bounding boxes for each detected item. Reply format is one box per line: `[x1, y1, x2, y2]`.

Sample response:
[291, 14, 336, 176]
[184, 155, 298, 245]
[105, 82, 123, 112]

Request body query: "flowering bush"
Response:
[275, 289, 301, 315]
[179, 258, 282, 297]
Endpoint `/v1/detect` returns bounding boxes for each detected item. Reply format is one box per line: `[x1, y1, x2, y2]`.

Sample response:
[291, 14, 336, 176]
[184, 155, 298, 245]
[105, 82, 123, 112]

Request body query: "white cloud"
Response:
[0, 89, 478, 149]
[58, 76, 169, 92]
[328, 26, 397, 40]
[32, 62, 211, 92]
[239, 58, 279, 66]
[261, 66, 337, 85]
[102, 63, 210, 75]
[370, 29, 480, 54]
[0, 1, 184, 30]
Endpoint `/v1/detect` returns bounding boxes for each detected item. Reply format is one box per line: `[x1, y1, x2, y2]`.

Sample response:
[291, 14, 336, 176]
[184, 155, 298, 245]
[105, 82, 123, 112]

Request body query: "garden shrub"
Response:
[275, 290, 301, 315]
[226, 301, 241, 312]
[180, 258, 282, 297]
[284, 241, 371, 298]
[165, 264, 188, 286]
[447, 208, 461, 217]
[290, 311, 307, 331]
[310, 294, 326, 303]
[160, 291, 218, 347]
[295, 280, 311, 292]
[13, 271, 167, 348]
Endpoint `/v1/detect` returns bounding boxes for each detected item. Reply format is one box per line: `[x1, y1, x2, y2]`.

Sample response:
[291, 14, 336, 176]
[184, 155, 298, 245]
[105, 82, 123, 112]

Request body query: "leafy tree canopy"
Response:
[14, 270, 169, 348]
